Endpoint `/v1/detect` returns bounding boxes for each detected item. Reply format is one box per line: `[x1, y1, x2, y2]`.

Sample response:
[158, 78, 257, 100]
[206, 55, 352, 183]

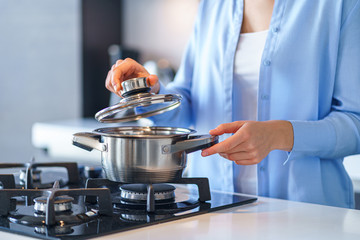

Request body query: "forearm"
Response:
[266, 120, 294, 152]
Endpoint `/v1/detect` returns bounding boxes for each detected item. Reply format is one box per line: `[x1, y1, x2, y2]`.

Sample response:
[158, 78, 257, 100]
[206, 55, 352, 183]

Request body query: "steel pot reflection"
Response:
[72, 126, 218, 183]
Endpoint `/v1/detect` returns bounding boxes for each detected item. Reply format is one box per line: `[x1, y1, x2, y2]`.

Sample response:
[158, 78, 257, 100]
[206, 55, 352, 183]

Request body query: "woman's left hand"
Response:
[201, 120, 294, 165]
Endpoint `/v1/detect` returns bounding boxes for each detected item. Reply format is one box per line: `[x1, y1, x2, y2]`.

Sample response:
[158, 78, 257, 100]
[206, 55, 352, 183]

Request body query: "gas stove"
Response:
[0, 160, 257, 239]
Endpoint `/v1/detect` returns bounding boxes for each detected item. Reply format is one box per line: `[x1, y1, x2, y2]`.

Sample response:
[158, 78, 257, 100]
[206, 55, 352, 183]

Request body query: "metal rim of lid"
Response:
[95, 93, 182, 123]
[93, 126, 196, 138]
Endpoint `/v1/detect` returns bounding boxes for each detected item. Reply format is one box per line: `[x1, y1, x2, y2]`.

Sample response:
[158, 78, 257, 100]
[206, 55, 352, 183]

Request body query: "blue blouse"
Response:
[153, 0, 360, 208]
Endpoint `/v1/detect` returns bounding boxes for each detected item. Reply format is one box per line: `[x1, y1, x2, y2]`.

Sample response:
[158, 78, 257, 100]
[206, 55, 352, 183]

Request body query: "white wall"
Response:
[0, 0, 81, 162]
[122, 0, 199, 69]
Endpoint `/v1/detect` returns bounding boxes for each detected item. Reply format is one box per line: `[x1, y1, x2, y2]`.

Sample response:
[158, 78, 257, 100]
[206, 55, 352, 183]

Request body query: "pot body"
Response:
[72, 127, 218, 183]
[101, 135, 187, 183]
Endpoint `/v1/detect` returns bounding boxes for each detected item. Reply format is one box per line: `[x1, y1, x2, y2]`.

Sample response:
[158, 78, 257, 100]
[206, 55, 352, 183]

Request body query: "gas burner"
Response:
[0, 161, 258, 239]
[0, 181, 112, 226]
[34, 195, 74, 213]
[120, 184, 175, 203]
[19, 169, 41, 185]
[85, 178, 213, 214]
[114, 197, 202, 215]
[8, 208, 101, 228]
[0, 160, 80, 189]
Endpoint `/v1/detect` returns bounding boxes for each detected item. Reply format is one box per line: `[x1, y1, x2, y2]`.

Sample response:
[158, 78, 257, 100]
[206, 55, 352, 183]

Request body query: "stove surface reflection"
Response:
[0, 161, 257, 240]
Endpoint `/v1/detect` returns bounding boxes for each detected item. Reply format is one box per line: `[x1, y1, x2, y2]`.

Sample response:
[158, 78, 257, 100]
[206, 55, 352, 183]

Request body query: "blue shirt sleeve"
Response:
[288, 1, 360, 162]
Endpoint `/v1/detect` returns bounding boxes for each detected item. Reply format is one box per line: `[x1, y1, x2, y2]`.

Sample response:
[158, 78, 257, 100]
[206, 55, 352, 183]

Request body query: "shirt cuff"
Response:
[284, 119, 337, 164]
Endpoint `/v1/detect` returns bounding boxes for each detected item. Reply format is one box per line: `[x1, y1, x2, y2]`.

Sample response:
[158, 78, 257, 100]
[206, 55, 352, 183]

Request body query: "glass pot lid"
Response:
[95, 77, 182, 123]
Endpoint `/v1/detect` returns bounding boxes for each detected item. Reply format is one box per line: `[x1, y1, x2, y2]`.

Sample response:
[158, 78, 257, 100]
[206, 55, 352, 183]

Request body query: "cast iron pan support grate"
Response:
[0, 181, 113, 226]
[0, 174, 16, 189]
[85, 177, 211, 213]
[0, 161, 80, 189]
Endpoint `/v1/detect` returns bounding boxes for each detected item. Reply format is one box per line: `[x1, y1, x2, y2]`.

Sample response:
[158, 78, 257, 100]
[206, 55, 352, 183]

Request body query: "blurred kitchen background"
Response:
[0, 0, 198, 163]
[0, 0, 359, 208]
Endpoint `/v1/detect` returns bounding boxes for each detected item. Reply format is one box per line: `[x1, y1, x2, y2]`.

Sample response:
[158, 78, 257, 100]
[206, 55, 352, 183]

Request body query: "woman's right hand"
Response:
[105, 58, 160, 97]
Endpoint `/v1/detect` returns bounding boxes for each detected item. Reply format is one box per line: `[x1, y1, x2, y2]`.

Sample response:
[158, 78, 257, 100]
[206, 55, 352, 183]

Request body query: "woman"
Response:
[106, 0, 360, 208]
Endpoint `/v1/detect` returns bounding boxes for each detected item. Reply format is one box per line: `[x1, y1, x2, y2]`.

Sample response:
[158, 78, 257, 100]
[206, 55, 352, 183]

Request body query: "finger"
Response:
[105, 61, 125, 94]
[224, 151, 255, 161]
[219, 152, 257, 165]
[147, 74, 159, 86]
[111, 58, 149, 92]
[201, 132, 245, 157]
[105, 70, 114, 92]
[109, 60, 132, 92]
[209, 121, 245, 135]
[218, 142, 248, 154]
[106, 65, 116, 90]
[234, 159, 257, 165]
[111, 63, 130, 92]
[219, 153, 229, 159]
[106, 69, 121, 95]
[115, 59, 124, 67]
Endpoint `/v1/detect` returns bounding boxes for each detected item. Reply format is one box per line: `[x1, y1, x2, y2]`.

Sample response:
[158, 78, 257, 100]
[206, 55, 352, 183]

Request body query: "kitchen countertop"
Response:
[2, 194, 359, 240]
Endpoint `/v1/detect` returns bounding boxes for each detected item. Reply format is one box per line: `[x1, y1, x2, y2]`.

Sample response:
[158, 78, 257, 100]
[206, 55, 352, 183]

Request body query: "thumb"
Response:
[147, 74, 159, 86]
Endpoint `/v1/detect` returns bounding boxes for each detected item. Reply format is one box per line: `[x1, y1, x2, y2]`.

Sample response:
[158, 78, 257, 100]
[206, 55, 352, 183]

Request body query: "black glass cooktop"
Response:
[0, 187, 256, 240]
[0, 162, 257, 239]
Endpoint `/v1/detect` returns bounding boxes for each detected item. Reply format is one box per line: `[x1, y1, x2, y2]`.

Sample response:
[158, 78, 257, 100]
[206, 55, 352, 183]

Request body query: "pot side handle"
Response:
[162, 135, 219, 154]
[72, 132, 107, 152]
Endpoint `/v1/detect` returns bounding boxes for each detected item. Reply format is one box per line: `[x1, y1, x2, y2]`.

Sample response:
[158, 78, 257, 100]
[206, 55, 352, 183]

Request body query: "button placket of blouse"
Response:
[257, 0, 286, 197]
[272, 26, 280, 33]
[258, 18, 283, 121]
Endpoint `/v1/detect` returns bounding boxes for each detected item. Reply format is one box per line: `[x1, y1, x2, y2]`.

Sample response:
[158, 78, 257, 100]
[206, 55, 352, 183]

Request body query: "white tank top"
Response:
[232, 30, 268, 195]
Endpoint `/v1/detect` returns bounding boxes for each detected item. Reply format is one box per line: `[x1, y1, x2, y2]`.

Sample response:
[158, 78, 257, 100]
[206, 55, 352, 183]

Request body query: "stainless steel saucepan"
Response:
[72, 126, 218, 183]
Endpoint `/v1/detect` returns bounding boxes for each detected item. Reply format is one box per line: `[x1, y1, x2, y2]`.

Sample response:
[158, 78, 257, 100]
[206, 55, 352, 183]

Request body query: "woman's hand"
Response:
[105, 58, 160, 96]
[201, 120, 294, 165]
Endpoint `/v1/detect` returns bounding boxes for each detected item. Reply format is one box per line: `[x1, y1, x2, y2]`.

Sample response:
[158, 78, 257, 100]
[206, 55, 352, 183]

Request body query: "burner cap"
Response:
[34, 195, 74, 213]
[120, 184, 175, 202]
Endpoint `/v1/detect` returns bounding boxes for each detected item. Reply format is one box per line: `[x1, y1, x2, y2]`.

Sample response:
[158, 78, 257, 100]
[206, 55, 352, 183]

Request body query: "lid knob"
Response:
[121, 77, 151, 97]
